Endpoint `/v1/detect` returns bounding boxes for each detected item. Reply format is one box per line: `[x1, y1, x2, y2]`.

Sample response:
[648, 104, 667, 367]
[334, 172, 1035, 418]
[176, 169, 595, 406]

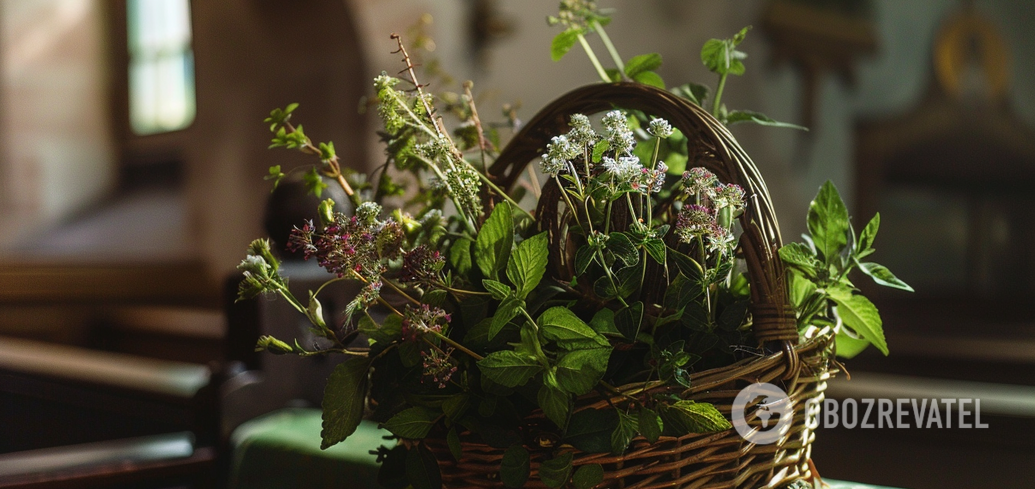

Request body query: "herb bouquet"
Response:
[237, 3, 910, 488]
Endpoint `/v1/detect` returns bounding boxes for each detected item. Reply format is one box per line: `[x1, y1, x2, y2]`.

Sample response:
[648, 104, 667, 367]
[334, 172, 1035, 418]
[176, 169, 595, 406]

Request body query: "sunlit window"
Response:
[127, 0, 195, 135]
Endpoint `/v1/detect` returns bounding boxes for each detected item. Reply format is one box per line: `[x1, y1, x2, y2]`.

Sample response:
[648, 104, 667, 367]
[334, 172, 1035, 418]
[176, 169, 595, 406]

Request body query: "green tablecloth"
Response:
[228, 408, 902, 489]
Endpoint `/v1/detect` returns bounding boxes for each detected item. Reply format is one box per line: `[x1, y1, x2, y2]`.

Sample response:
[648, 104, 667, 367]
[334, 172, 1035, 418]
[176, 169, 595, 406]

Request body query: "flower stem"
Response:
[712, 73, 728, 118]
[591, 21, 626, 79]
[429, 330, 484, 361]
[577, 33, 611, 83]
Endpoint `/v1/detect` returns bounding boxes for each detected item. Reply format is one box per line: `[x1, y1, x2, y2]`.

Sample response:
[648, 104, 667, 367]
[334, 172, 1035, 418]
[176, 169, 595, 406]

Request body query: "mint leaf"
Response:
[406, 444, 442, 489]
[588, 308, 621, 336]
[555, 347, 611, 395]
[447, 427, 462, 461]
[551, 28, 581, 62]
[779, 242, 821, 274]
[858, 262, 913, 292]
[661, 401, 731, 435]
[638, 407, 663, 443]
[500, 445, 530, 488]
[477, 350, 542, 387]
[672, 83, 710, 107]
[828, 285, 888, 355]
[539, 452, 574, 488]
[835, 331, 871, 359]
[624, 53, 662, 78]
[482, 279, 512, 300]
[507, 232, 548, 299]
[538, 369, 571, 428]
[475, 201, 513, 280]
[450, 238, 473, 276]
[573, 464, 604, 489]
[566, 409, 618, 453]
[858, 213, 880, 254]
[489, 295, 524, 340]
[383, 406, 438, 439]
[320, 357, 371, 449]
[726, 110, 807, 131]
[807, 181, 850, 265]
[632, 70, 665, 89]
[539, 307, 605, 346]
[611, 411, 638, 454]
[303, 167, 328, 197]
[788, 270, 817, 311]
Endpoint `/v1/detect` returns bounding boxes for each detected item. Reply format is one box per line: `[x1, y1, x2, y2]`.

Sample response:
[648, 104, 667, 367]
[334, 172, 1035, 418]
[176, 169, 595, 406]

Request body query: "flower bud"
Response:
[307, 292, 327, 329]
[255, 335, 293, 354]
[318, 198, 336, 228]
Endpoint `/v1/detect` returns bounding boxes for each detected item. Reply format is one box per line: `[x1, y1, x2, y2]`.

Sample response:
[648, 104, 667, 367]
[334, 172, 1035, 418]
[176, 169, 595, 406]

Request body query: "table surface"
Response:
[229, 408, 904, 489]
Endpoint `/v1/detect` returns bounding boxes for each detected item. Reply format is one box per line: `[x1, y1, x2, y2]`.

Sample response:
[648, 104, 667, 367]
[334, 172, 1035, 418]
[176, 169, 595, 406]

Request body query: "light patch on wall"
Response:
[127, 0, 196, 135]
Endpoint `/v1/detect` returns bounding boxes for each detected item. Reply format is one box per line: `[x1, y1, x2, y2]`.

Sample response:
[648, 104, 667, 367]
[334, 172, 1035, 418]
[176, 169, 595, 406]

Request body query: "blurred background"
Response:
[0, 0, 1033, 488]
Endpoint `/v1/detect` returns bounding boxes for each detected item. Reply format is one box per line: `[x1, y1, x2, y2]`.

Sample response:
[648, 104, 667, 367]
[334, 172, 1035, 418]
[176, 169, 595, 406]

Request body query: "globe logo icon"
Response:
[732, 383, 792, 445]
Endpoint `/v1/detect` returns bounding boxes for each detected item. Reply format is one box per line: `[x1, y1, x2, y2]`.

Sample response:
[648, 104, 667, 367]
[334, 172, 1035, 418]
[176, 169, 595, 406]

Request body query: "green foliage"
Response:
[539, 452, 574, 488]
[573, 464, 605, 489]
[661, 401, 732, 435]
[551, 28, 582, 61]
[701, 27, 750, 77]
[475, 201, 514, 280]
[405, 444, 442, 489]
[781, 181, 912, 358]
[500, 445, 530, 488]
[383, 406, 439, 439]
[320, 358, 371, 449]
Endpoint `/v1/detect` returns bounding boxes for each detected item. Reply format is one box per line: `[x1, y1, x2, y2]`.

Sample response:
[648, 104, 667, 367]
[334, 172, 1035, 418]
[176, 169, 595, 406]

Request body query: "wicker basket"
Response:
[427, 83, 834, 489]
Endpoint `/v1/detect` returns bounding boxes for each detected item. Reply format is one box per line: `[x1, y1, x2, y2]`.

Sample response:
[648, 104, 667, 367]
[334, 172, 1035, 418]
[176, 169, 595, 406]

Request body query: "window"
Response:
[126, 0, 195, 135]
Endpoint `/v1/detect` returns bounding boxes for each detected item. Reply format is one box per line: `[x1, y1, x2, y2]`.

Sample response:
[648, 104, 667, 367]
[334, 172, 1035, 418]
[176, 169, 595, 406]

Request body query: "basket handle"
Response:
[487, 83, 800, 357]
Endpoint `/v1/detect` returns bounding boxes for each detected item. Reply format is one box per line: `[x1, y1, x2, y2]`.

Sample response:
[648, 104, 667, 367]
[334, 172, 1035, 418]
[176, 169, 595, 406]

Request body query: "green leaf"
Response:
[406, 444, 442, 489]
[643, 238, 666, 264]
[604, 68, 623, 82]
[588, 308, 621, 336]
[490, 295, 524, 340]
[450, 238, 473, 276]
[700, 39, 727, 74]
[442, 394, 470, 422]
[566, 409, 618, 453]
[539, 452, 574, 488]
[539, 307, 605, 346]
[573, 464, 604, 489]
[607, 232, 639, 266]
[858, 213, 880, 253]
[624, 53, 662, 77]
[779, 242, 821, 273]
[447, 427, 463, 461]
[575, 245, 595, 276]
[507, 232, 549, 299]
[482, 279, 512, 300]
[828, 285, 888, 355]
[807, 181, 850, 265]
[638, 408, 663, 443]
[788, 271, 817, 310]
[669, 249, 704, 283]
[615, 302, 644, 340]
[555, 347, 611, 395]
[661, 401, 732, 435]
[725, 110, 807, 131]
[477, 350, 543, 387]
[475, 201, 514, 280]
[551, 28, 582, 62]
[591, 140, 610, 163]
[672, 83, 710, 107]
[632, 70, 665, 89]
[303, 167, 328, 197]
[320, 357, 371, 449]
[835, 331, 871, 359]
[538, 369, 571, 428]
[383, 406, 438, 439]
[611, 411, 638, 454]
[500, 445, 530, 488]
[858, 262, 913, 292]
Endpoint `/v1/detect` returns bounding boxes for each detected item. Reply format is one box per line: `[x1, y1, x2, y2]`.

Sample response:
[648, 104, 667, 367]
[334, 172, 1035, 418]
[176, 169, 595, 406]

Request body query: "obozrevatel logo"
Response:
[732, 383, 792, 445]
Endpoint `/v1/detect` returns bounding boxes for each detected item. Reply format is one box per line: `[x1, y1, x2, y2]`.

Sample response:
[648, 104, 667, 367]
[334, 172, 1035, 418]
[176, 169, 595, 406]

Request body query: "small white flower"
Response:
[648, 118, 674, 138]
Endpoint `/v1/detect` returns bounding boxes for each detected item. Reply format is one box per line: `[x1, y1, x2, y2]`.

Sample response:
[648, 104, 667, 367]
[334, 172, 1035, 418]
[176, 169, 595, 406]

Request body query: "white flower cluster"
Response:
[601, 110, 635, 155]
